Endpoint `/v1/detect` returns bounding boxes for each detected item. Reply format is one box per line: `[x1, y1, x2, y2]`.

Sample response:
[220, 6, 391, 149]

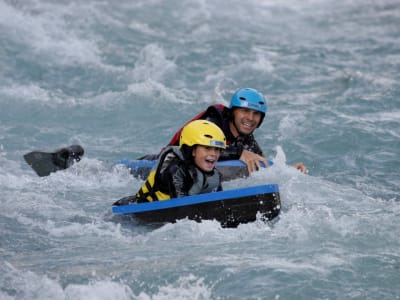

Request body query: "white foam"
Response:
[65, 281, 134, 300]
[136, 274, 211, 300]
[131, 44, 177, 82]
[0, 261, 134, 300]
[129, 21, 165, 37]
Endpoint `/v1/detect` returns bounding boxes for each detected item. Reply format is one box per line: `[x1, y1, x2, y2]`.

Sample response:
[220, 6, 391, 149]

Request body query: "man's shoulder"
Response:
[203, 104, 229, 124]
[206, 103, 228, 112]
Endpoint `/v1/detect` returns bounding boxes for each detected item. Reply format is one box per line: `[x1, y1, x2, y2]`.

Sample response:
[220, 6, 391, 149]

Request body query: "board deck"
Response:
[118, 159, 272, 181]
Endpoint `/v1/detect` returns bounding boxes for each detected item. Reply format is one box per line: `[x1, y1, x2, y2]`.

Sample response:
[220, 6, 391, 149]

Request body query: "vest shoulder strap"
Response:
[136, 147, 184, 202]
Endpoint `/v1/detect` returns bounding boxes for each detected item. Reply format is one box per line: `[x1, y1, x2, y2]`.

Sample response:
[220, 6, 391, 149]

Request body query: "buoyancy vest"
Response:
[136, 146, 221, 202]
[167, 104, 227, 146]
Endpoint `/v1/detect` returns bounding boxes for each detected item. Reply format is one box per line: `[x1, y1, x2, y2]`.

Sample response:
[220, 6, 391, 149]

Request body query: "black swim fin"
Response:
[23, 145, 84, 177]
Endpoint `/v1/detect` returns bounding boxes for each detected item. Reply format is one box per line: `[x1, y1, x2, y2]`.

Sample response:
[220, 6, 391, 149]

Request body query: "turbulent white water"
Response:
[1, 0, 399, 299]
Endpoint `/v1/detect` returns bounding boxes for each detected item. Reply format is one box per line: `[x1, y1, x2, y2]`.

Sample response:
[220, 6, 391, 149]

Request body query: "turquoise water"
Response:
[1, 0, 399, 299]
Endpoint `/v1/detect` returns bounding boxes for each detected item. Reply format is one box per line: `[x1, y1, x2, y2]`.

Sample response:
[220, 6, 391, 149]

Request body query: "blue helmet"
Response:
[229, 88, 267, 127]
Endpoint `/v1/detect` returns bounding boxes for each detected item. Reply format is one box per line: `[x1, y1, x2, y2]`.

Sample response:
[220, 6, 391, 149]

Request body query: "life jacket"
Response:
[136, 146, 221, 202]
[167, 104, 227, 146]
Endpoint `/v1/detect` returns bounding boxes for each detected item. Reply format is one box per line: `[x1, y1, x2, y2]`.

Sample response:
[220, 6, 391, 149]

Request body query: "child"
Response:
[136, 120, 226, 202]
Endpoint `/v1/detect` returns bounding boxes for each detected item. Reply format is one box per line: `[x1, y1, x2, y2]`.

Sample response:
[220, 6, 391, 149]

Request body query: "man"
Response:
[24, 88, 306, 179]
[167, 88, 307, 174]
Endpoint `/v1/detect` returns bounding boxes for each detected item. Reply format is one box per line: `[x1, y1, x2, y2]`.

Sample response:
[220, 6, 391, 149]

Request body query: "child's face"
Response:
[192, 145, 221, 172]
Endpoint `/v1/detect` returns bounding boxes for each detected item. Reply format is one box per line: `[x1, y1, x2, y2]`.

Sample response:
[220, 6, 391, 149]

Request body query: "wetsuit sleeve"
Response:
[159, 162, 191, 198]
[217, 172, 223, 191]
[218, 135, 263, 160]
[219, 145, 243, 160]
[249, 139, 263, 156]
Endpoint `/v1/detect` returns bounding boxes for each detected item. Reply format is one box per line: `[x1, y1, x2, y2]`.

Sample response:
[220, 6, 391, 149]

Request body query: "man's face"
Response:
[231, 108, 262, 136]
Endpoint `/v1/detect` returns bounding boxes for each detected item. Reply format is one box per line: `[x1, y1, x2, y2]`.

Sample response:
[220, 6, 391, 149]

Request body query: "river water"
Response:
[1, 0, 399, 299]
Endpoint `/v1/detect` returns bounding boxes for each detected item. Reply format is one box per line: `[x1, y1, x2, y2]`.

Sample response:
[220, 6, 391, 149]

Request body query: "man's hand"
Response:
[239, 149, 269, 173]
[294, 162, 308, 174]
[239, 150, 308, 174]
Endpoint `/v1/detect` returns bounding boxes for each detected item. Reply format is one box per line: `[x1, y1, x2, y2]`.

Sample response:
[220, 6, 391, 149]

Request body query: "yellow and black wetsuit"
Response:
[136, 146, 222, 203]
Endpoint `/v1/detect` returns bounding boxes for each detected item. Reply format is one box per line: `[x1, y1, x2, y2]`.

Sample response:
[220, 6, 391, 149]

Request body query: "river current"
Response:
[1, 0, 399, 299]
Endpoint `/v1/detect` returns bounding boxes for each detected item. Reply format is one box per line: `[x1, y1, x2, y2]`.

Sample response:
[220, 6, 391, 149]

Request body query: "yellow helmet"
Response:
[179, 120, 226, 149]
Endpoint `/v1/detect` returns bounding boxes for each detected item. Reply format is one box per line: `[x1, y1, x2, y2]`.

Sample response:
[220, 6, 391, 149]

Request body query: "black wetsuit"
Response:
[184, 104, 263, 160]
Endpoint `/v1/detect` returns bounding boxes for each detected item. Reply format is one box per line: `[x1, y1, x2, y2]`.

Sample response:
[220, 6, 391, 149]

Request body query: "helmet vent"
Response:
[204, 134, 212, 139]
[239, 97, 246, 100]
